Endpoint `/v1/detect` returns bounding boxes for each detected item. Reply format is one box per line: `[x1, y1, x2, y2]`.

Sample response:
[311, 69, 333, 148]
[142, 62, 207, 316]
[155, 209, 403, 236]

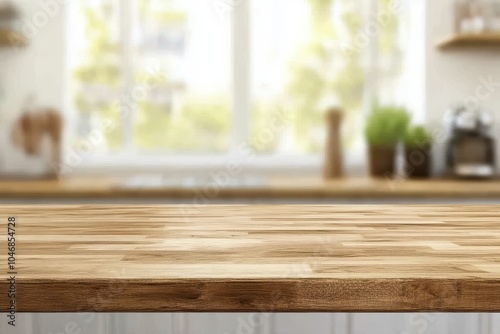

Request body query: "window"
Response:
[68, 0, 417, 168]
[69, 0, 231, 155]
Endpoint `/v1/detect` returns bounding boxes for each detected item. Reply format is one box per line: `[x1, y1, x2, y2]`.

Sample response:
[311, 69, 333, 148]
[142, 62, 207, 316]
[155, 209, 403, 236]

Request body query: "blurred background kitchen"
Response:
[3, 2, 500, 334]
[1, 0, 500, 204]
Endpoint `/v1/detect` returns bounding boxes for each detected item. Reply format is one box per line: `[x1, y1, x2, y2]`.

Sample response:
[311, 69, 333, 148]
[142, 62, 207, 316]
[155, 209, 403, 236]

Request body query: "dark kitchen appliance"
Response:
[446, 104, 496, 178]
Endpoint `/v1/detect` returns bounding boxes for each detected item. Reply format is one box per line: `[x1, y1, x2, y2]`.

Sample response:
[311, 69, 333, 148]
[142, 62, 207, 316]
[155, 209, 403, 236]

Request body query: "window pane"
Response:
[377, 0, 406, 106]
[250, 0, 367, 154]
[132, 0, 232, 153]
[70, 0, 123, 152]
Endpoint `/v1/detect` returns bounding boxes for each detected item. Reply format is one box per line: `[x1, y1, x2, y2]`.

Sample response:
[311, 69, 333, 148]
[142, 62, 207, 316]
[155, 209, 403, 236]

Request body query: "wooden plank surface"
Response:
[1, 205, 500, 312]
[1, 177, 500, 199]
[438, 33, 500, 50]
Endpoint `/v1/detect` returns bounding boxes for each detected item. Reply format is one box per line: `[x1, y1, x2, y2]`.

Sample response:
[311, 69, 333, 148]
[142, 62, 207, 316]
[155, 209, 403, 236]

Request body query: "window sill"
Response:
[64, 154, 366, 177]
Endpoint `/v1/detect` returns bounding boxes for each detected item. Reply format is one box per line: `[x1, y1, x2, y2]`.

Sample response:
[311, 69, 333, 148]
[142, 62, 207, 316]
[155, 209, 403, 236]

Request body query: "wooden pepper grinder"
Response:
[324, 108, 344, 179]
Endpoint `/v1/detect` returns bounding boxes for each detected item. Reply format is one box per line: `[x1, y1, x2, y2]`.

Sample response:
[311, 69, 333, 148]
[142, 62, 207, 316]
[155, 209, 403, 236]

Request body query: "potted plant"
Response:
[403, 125, 433, 178]
[365, 106, 410, 177]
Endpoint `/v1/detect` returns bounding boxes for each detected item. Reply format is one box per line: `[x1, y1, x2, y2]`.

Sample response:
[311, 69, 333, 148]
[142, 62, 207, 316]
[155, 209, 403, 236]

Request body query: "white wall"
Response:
[426, 0, 500, 175]
[2, 313, 499, 334]
[0, 0, 66, 174]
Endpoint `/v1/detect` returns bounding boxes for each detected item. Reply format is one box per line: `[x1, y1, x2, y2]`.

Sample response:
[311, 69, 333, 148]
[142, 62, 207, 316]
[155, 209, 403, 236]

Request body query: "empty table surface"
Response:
[1, 205, 499, 312]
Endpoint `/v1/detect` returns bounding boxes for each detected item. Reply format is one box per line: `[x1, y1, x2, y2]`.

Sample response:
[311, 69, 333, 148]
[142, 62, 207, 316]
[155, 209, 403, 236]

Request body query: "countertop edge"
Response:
[4, 278, 500, 312]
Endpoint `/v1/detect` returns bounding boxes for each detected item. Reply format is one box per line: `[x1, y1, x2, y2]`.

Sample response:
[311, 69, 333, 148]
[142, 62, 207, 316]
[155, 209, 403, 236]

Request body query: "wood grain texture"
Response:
[323, 109, 344, 179]
[438, 33, 500, 50]
[1, 205, 500, 312]
[1, 177, 500, 199]
[0, 29, 27, 47]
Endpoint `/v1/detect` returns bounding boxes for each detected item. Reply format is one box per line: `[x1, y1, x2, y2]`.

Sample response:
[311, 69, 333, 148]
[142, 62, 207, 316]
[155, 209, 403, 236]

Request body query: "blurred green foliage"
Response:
[404, 125, 433, 148]
[73, 0, 401, 154]
[140, 0, 188, 26]
[74, 63, 121, 87]
[134, 97, 231, 152]
[269, 0, 365, 153]
[72, 2, 122, 150]
[365, 105, 410, 147]
[73, 1, 231, 152]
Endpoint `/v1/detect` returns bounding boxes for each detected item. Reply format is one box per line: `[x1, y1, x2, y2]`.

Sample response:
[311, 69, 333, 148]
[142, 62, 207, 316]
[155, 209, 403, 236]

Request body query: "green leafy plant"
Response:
[364, 105, 410, 147]
[404, 125, 433, 148]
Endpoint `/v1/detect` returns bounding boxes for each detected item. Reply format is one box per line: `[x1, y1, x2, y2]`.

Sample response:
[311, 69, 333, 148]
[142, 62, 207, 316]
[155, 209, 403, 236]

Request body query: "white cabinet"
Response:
[113, 314, 174, 334]
[492, 313, 500, 333]
[1, 313, 499, 334]
[33, 314, 102, 334]
[186, 314, 258, 334]
[272, 314, 334, 334]
[0, 314, 103, 334]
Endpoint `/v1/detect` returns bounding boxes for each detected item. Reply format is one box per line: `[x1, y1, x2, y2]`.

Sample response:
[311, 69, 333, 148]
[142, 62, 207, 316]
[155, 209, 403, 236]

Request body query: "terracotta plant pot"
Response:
[405, 145, 431, 178]
[369, 146, 396, 178]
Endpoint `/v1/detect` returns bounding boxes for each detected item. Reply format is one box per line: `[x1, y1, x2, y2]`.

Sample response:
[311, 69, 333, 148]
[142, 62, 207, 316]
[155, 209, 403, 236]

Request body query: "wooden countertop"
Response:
[1, 176, 500, 199]
[1, 205, 500, 312]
